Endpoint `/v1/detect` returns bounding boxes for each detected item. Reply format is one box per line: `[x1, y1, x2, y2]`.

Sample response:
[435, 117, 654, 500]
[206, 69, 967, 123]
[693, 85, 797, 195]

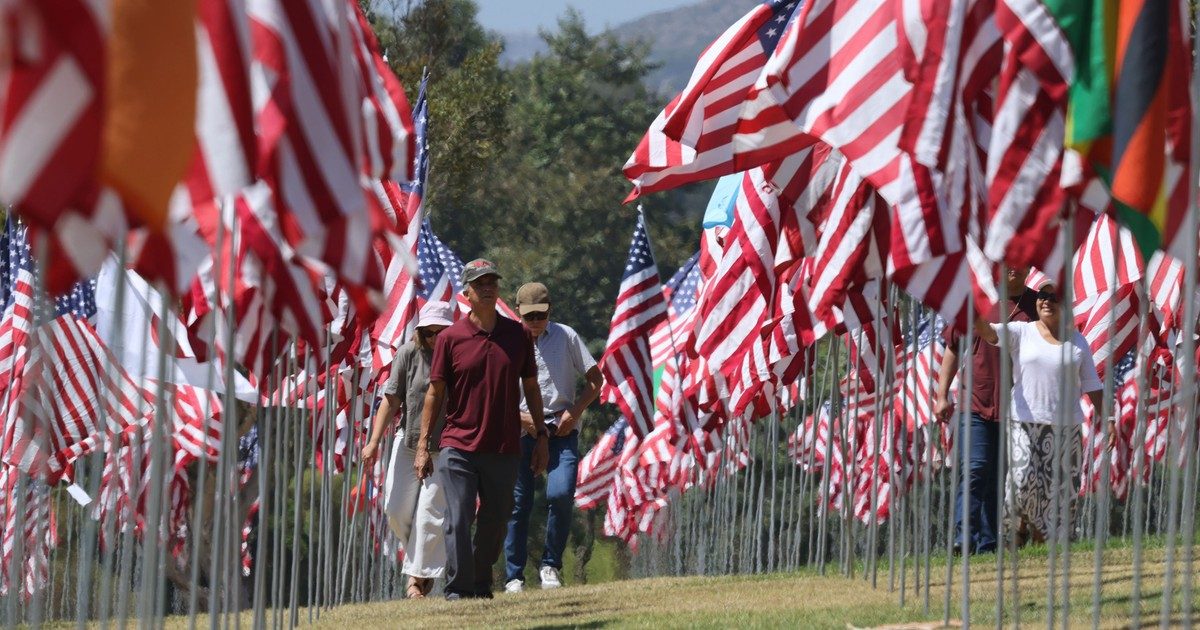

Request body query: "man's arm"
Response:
[413, 381, 446, 480]
[556, 366, 604, 436]
[934, 345, 959, 423]
[522, 376, 549, 474]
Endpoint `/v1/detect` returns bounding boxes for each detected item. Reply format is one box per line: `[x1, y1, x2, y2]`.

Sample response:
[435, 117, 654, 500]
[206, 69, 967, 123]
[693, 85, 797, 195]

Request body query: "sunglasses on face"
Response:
[1036, 290, 1059, 304]
[418, 328, 444, 338]
[522, 312, 548, 322]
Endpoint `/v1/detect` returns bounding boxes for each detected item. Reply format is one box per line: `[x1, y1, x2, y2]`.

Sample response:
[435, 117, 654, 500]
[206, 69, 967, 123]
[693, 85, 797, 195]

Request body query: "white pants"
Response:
[382, 433, 447, 579]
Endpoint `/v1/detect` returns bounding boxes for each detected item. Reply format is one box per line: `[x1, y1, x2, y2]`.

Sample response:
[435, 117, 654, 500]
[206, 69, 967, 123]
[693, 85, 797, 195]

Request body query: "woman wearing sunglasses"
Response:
[363, 301, 453, 598]
[974, 284, 1104, 545]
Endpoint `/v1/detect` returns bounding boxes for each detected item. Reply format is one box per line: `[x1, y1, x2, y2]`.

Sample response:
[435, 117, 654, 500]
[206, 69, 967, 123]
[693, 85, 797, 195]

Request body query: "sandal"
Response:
[406, 582, 425, 599]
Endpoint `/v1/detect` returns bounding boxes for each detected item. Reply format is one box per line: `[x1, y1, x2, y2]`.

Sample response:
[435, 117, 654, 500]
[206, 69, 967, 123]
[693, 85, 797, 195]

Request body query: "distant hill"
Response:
[496, 0, 760, 97]
[616, 0, 760, 96]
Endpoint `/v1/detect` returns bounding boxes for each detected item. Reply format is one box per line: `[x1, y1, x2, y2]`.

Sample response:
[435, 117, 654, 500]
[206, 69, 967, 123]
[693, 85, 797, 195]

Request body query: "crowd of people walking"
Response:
[366, 260, 601, 599]
[366, 260, 1108, 600]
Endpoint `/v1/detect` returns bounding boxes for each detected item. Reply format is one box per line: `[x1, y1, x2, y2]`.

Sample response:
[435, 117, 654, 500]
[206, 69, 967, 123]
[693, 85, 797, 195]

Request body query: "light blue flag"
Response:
[702, 173, 741, 229]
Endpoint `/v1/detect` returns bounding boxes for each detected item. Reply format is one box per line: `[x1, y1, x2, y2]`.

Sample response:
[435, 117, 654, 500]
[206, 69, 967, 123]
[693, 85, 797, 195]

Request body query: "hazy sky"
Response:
[474, 0, 696, 33]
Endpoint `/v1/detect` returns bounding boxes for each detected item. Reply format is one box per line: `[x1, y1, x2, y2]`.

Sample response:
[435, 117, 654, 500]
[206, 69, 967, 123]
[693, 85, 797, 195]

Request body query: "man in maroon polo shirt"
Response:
[413, 259, 550, 600]
[934, 265, 1041, 554]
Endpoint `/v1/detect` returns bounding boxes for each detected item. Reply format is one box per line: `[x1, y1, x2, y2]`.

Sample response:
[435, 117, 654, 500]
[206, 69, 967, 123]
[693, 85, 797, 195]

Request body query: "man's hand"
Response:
[531, 436, 549, 475]
[934, 394, 954, 423]
[361, 440, 381, 467]
[413, 447, 433, 480]
[520, 412, 537, 437]
[556, 409, 579, 436]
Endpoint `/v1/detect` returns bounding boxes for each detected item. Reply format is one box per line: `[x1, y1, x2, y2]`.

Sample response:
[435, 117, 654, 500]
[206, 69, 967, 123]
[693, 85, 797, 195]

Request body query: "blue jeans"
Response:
[954, 413, 1001, 553]
[504, 431, 579, 581]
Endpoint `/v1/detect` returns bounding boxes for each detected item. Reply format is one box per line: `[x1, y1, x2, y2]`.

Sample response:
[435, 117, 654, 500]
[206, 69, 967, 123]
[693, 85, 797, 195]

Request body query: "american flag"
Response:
[649, 251, 702, 366]
[600, 215, 667, 438]
[0, 1, 119, 290]
[1079, 352, 1131, 499]
[1073, 213, 1144, 307]
[416, 222, 463, 304]
[844, 309, 941, 525]
[735, 0, 958, 273]
[601, 422, 645, 544]
[635, 253, 705, 489]
[186, 0, 256, 207]
[1145, 252, 1184, 335]
[238, 425, 260, 576]
[792, 401, 847, 514]
[688, 167, 783, 421]
[349, 1, 416, 186]
[170, 384, 224, 471]
[894, 313, 946, 434]
[1, 217, 150, 484]
[1074, 283, 1150, 377]
[247, 0, 381, 291]
[0, 465, 55, 599]
[839, 285, 894, 395]
[574, 418, 630, 510]
[980, 0, 1071, 269]
[803, 159, 890, 322]
[788, 401, 832, 470]
[372, 77, 430, 374]
[623, 0, 806, 198]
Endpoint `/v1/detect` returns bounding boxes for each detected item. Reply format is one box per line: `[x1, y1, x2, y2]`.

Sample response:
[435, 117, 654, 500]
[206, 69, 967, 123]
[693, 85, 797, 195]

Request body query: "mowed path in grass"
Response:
[166, 543, 1198, 629]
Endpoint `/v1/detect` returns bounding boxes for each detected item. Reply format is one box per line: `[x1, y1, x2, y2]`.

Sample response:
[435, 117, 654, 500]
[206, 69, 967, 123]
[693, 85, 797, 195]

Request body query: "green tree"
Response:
[367, 0, 512, 257]
[482, 11, 701, 347]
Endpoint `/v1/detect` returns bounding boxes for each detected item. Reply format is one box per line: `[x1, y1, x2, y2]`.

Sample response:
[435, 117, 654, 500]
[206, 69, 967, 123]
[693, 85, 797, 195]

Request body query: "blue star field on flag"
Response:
[1, 215, 95, 322]
[621, 215, 658, 281]
[607, 417, 628, 456]
[663, 251, 701, 316]
[415, 221, 465, 300]
[757, 0, 802, 51]
[906, 311, 945, 351]
[239, 424, 260, 474]
[400, 76, 429, 198]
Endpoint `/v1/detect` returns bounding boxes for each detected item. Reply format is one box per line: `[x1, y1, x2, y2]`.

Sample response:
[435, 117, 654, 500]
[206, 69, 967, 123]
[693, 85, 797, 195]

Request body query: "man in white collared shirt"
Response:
[504, 282, 603, 592]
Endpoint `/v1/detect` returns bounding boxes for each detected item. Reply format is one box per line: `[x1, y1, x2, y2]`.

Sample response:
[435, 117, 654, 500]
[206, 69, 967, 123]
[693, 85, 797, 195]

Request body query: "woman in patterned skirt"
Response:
[974, 283, 1105, 544]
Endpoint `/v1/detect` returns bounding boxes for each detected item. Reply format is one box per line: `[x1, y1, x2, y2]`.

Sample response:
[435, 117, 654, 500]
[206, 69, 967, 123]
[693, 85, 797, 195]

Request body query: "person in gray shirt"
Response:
[363, 301, 453, 599]
[503, 283, 603, 592]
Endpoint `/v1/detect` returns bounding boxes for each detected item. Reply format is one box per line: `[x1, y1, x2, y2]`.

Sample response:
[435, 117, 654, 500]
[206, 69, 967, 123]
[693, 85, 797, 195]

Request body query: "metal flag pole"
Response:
[867, 289, 886, 589]
[922, 307, 936, 616]
[1091, 268, 1143, 630]
[76, 237, 130, 630]
[942, 331, 966, 628]
[1166, 10, 1200, 625]
[137, 291, 177, 628]
[960, 286, 975, 629]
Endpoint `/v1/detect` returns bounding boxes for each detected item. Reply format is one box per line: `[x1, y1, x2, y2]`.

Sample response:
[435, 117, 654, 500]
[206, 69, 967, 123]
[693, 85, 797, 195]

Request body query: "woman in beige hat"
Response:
[363, 300, 454, 598]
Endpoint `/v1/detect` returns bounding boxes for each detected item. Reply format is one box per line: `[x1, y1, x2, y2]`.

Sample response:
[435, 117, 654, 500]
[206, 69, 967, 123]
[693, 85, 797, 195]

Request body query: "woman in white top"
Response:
[363, 301, 453, 598]
[974, 283, 1104, 543]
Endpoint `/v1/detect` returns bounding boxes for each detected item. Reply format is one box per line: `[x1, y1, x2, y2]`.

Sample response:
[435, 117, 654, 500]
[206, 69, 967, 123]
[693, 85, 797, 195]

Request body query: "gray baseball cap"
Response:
[461, 258, 501, 285]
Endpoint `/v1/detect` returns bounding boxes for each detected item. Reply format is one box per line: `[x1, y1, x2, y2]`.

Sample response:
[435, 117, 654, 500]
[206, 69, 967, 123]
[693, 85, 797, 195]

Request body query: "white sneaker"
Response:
[539, 565, 562, 589]
[504, 578, 524, 594]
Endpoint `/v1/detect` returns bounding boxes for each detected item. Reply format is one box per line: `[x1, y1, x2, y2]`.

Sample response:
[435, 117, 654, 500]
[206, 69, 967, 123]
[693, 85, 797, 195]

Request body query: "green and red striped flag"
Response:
[1052, 0, 1191, 258]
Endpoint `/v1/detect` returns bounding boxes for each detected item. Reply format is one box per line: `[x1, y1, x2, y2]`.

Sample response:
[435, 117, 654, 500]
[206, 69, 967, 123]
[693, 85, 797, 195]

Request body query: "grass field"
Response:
[154, 537, 1200, 629]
